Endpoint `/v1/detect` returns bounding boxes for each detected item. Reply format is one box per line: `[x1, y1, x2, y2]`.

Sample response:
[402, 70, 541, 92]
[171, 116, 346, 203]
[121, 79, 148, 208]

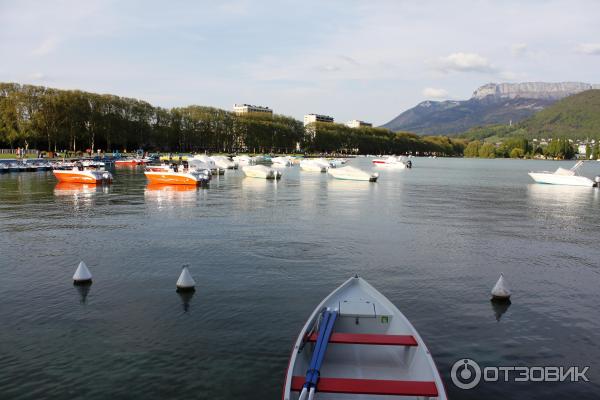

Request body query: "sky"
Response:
[1, 0, 600, 125]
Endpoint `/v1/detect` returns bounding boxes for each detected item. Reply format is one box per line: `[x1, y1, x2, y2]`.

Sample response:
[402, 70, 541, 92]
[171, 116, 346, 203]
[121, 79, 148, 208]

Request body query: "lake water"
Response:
[1, 158, 599, 400]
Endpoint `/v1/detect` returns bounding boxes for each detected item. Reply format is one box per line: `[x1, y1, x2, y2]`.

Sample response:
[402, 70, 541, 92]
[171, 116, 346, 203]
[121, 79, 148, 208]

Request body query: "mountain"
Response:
[460, 89, 600, 141]
[382, 82, 600, 135]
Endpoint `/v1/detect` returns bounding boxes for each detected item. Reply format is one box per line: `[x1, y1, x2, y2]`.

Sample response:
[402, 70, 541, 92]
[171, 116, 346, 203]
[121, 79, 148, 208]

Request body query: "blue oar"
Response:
[299, 310, 331, 400]
[307, 311, 338, 400]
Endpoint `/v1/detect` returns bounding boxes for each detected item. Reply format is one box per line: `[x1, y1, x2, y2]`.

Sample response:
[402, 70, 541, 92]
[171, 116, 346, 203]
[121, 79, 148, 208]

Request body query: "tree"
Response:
[478, 143, 496, 158]
[510, 148, 524, 158]
[463, 141, 481, 157]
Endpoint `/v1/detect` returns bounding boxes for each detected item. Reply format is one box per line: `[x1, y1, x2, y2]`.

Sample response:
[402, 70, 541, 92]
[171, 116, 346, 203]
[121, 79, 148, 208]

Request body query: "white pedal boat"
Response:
[328, 166, 378, 182]
[528, 161, 599, 187]
[283, 276, 446, 400]
[242, 164, 282, 179]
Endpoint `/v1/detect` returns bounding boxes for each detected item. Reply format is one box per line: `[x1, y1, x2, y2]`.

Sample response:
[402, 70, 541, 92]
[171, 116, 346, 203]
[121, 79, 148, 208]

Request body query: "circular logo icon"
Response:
[451, 358, 482, 390]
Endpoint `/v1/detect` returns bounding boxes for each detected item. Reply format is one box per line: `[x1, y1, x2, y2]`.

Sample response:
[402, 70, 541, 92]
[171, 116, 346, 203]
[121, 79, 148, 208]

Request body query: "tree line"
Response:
[463, 137, 577, 159]
[0, 82, 464, 156]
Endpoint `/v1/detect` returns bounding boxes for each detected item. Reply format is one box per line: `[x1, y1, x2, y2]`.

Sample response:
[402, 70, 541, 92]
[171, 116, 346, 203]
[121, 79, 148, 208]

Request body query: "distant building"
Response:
[233, 104, 273, 115]
[346, 119, 372, 128]
[304, 113, 334, 126]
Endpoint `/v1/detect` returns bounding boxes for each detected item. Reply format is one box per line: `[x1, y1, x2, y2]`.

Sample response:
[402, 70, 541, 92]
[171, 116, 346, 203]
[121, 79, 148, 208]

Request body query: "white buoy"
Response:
[491, 273, 511, 301]
[176, 266, 196, 292]
[73, 261, 92, 285]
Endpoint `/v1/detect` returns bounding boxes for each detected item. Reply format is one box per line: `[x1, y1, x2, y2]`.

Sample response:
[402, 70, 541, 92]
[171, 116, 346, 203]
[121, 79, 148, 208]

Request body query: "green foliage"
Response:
[592, 143, 599, 160]
[478, 143, 496, 158]
[463, 141, 481, 157]
[585, 144, 592, 159]
[544, 138, 576, 159]
[509, 148, 525, 158]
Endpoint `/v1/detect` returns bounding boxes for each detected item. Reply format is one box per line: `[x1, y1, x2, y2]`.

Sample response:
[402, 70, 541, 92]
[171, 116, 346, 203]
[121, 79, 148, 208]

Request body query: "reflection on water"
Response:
[144, 184, 201, 209]
[527, 183, 595, 207]
[54, 182, 107, 196]
[241, 176, 279, 191]
[177, 290, 195, 313]
[491, 299, 511, 321]
[74, 283, 92, 304]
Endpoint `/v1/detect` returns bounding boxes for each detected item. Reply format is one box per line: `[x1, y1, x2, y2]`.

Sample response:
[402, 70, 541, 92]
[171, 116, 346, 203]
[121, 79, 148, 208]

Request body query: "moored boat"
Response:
[272, 156, 293, 167]
[145, 164, 209, 185]
[191, 155, 222, 175]
[233, 155, 255, 165]
[115, 157, 145, 166]
[211, 155, 237, 169]
[283, 276, 447, 400]
[300, 159, 329, 173]
[528, 161, 599, 187]
[53, 165, 113, 184]
[328, 166, 378, 182]
[242, 164, 281, 179]
[372, 156, 412, 169]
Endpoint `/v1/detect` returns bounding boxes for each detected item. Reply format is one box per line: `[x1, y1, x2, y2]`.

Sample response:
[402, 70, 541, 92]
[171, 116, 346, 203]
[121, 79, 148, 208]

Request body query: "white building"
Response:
[304, 114, 334, 126]
[233, 104, 273, 115]
[346, 119, 372, 128]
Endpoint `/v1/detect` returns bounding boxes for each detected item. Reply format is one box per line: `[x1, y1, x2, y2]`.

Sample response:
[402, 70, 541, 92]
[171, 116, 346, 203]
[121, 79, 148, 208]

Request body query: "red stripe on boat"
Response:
[307, 332, 417, 346]
[291, 376, 438, 397]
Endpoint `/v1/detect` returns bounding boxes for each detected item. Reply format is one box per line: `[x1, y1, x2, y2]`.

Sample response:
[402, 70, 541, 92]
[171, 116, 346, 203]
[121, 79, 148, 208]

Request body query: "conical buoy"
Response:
[491, 273, 511, 302]
[73, 261, 92, 285]
[176, 266, 196, 292]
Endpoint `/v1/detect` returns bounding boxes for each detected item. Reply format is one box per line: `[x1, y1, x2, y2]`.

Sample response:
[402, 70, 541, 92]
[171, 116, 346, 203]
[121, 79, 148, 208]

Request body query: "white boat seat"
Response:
[339, 300, 377, 318]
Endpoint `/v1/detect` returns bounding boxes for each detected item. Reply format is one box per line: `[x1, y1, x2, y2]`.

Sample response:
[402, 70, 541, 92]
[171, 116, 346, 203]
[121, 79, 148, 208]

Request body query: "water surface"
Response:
[1, 158, 599, 399]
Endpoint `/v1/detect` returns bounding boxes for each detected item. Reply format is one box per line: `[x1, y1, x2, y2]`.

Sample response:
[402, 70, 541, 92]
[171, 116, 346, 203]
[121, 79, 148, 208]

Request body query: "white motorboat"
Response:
[211, 155, 237, 169]
[328, 158, 347, 168]
[191, 155, 221, 175]
[242, 164, 282, 179]
[372, 156, 412, 169]
[283, 276, 447, 400]
[528, 161, 599, 187]
[300, 159, 329, 173]
[328, 166, 378, 182]
[272, 156, 293, 167]
[232, 155, 255, 165]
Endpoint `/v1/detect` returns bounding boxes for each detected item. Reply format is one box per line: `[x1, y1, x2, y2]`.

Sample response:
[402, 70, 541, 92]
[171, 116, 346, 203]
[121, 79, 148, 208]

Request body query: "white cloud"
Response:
[422, 87, 448, 99]
[511, 43, 528, 56]
[31, 36, 59, 56]
[437, 52, 494, 73]
[577, 43, 600, 55]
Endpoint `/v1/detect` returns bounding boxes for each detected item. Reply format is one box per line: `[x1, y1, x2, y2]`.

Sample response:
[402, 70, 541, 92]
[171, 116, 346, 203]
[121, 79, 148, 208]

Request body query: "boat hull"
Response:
[283, 276, 446, 400]
[242, 165, 281, 179]
[145, 171, 207, 185]
[53, 170, 112, 184]
[528, 172, 594, 187]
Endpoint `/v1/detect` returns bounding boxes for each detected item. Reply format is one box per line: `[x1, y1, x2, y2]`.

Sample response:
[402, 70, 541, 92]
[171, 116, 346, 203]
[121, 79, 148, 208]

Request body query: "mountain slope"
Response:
[519, 89, 600, 139]
[382, 82, 599, 135]
[459, 89, 600, 141]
